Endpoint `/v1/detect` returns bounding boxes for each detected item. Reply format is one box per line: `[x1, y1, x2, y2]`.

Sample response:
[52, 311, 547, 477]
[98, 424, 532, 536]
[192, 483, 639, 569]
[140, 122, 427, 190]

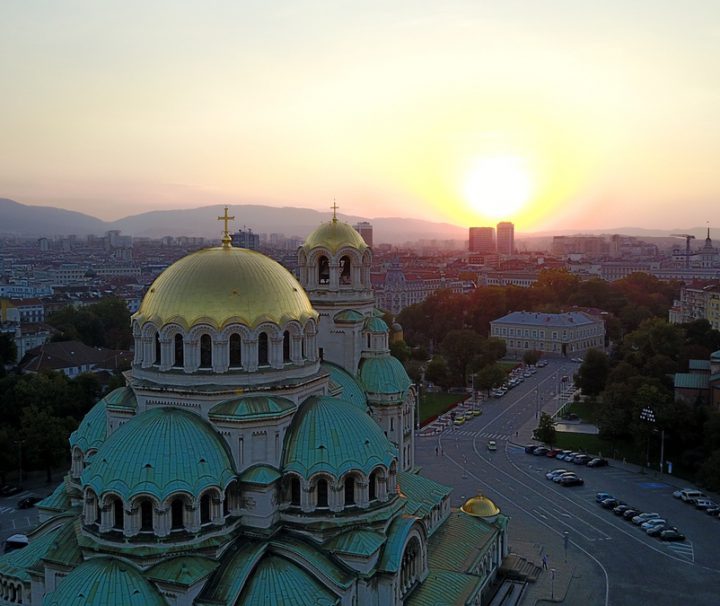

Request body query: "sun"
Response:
[463, 155, 533, 219]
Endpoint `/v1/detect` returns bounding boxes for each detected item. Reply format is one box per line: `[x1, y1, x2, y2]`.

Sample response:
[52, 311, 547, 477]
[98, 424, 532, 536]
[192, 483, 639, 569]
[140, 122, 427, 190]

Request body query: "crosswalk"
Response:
[448, 430, 510, 440]
[0, 506, 14, 514]
[665, 540, 694, 562]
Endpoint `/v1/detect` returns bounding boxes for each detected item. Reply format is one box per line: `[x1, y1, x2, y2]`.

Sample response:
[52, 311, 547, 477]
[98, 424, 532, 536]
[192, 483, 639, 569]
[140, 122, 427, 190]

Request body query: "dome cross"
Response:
[331, 199, 339, 223]
[218, 206, 236, 248]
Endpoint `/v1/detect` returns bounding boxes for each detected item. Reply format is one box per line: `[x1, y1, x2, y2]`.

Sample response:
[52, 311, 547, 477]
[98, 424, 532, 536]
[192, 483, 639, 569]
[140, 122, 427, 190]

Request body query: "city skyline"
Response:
[2, 2, 719, 232]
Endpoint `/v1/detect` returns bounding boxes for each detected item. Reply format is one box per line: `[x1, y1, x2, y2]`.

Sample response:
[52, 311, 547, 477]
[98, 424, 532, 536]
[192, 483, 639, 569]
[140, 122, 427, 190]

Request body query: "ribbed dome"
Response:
[43, 557, 166, 606]
[460, 494, 500, 519]
[283, 396, 397, 479]
[359, 357, 412, 398]
[133, 246, 316, 330]
[303, 220, 368, 254]
[82, 407, 235, 502]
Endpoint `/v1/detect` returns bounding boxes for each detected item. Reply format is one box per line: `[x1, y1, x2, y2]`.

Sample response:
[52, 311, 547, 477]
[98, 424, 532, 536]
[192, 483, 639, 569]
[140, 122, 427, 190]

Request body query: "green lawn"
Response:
[419, 392, 468, 425]
[563, 399, 600, 424]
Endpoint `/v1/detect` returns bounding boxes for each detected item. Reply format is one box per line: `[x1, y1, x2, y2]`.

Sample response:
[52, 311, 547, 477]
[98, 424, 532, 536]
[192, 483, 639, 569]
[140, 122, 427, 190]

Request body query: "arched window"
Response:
[140, 500, 153, 531]
[199, 334, 212, 369]
[154, 332, 161, 365]
[200, 493, 211, 525]
[283, 331, 291, 363]
[316, 479, 328, 509]
[369, 470, 378, 501]
[174, 334, 184, 368]
[318, 256, 329, 284]
[367, 334, 371, 349]
[258, 332, 269, 366]
[340, 255, 351, 284]
[229, 333, 242, 367]
[290, 477, 301, 506]
[171, 498, 184, 530]
[112, 498, 124, 530]
[344, 476, 355, 506]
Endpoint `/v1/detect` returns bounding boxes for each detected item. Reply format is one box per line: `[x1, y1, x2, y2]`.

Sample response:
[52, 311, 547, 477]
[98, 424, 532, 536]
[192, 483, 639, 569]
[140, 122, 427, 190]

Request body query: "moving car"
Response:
[587, 458, 609, 468]
[487, 440, 497, 452]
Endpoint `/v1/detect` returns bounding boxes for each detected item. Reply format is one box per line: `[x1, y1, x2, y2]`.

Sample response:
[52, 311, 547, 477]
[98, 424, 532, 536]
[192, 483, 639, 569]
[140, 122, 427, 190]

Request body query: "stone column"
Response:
[155, 505, 170, 538]
[291, 334, 302, 364]
[213, 339, 228, 373]
[270, 334, 284, 369]
[185, 339, 199, 373]
[329, 260, 340, 290]
[159, 338, 172, 371]
[99, 502, 113, 533]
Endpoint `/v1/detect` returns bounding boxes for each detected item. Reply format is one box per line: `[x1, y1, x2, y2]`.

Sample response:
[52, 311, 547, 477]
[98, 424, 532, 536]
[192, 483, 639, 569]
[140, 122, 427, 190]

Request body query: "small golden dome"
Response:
[303, 220, 368, 254]
[134, 246, 317, 330]
[461, 494, 500, 519]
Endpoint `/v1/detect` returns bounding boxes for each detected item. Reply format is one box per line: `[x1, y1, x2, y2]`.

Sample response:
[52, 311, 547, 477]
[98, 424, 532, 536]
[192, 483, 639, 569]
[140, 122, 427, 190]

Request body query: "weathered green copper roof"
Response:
[237, 555, 341, 605]
[303, 220, 368, 254]
[146, 555, 218, 587]
[378, 515, 421, 573]
[197, 541, 267, 605]
[209, 395, 296, 422]
[322, 361, 368, 410]
[82, 407, 236, 502]
[268, 537, 353, 589]
[674, 373, 709, 390]
[283, 395, 397, 479]
[324, 529, 385, 558]
[103, 385, 137, 411]
[0, 524, 62, 582]
[43, 557, 166, 606]
[42, 518, 82, 568]
[405, 570, 481, 606]
[711, 349, 720, 362]
[333, 309, 365, 323]
[364, 316, 388, 333]
[37, 481, 72, 514]
[711, 372, 720, 383]
[133, 246, 317, 330]
[359, 356, 412, 398]
[70, 395, 108, 452]
[398, 471, 452, 525]
[239, 464, 282, 485]
[427, 511, 496, 572]
[689, 359, 711, 371]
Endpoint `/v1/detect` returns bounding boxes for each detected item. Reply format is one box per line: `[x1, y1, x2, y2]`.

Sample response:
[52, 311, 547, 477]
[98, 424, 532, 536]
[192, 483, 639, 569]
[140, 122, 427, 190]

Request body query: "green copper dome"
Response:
[209, 395, 296, 422]
[359, 357, 412, 398]
[82, 407, 236, 502]
[283, 396, 397, 479]
[364, 316, 388, 333]
[43, 557, 166, 606]
[133, 246, 317, 330]
[712, 350, 720, 362]
[70, 387, 136, 454]
[303, 220, 368, 254]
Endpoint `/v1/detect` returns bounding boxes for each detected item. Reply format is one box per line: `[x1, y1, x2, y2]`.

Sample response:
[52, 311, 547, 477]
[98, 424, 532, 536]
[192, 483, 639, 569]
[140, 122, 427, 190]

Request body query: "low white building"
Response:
[490, 311, 605, 357]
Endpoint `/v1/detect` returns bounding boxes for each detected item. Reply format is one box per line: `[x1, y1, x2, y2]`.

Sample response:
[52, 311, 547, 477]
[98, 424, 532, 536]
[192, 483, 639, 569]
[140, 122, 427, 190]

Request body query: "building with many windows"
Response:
[469, 227, 495, 254]
[496, 222, 514, 255]
[490, 311, 605, 357]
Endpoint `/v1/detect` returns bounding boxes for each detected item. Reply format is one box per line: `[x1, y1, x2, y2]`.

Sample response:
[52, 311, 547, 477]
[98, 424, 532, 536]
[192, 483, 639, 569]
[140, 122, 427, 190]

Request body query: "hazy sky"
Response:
[1, 1, 718, 232]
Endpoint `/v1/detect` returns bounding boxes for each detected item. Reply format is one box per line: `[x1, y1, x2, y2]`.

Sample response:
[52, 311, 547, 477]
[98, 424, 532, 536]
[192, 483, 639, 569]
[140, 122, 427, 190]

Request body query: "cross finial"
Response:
[218, 206, 235, 248]
[331, 198, 339, 223]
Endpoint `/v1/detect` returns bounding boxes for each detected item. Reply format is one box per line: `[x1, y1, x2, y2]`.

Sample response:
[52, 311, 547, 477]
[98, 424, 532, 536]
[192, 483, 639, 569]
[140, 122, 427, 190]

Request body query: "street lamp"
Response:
[551, 568, 556, 600]
[640, 407, 656, 472]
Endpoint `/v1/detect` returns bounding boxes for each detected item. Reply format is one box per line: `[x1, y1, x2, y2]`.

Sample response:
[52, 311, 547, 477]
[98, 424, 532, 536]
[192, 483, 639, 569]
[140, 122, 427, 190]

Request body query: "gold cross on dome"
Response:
[218, 206, 235, 248]
[331, 199, 339, 223]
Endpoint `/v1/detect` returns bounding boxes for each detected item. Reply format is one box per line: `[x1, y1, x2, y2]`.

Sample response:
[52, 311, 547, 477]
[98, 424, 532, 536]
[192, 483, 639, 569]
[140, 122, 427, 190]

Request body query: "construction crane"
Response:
[671, 234, 696, 269]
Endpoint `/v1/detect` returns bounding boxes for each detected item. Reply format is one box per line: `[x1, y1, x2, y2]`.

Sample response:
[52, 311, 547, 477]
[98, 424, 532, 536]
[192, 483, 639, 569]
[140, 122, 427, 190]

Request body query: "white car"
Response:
[641, 518, 667, 531]
[546, 469, 569, 480]
[632, 512, 660, 525]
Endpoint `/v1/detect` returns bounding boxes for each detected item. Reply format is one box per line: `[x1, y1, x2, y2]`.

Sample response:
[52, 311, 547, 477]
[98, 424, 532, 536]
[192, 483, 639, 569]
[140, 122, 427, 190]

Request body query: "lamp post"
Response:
[640, 407, 656, 472]
[535, 388, 539, 419]
[551, 568, 556, 600]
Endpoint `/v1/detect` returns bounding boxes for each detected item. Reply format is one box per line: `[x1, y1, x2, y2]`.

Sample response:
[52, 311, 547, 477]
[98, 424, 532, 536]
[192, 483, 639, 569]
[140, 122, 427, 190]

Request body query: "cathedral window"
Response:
[369, 470, 378, 501]
[344, 476, 355, 506]
[154, 332, 161, 365]
[140, 500, 153, 532]
[316, 479, 329, 509]
[171, 498, 184, 530]
[200, 493, 211, 525]
[318, 256, 330, 284]
[340, 255, 351, 284]
[283, 330, 291, 363]
[229, 333, 242, 367]
[112, 498, 124, 530]
[173, 334, 184, 368]
[290, 477, 301, 507]
[199, 334, 212, 369]
[258, 332, 269, 366]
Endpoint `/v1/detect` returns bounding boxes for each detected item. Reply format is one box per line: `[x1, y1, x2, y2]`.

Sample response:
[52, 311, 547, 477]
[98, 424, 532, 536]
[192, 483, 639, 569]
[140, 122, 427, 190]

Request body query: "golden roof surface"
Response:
[133, 246, 317, 329]
[303, 219, 368, 254]
[460, 494, 500, 518]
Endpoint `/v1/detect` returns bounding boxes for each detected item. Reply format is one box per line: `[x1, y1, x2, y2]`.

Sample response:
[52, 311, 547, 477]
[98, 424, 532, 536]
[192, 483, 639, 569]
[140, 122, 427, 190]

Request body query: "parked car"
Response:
[559, 451, 578, 462]
[660, 529, 686, 541]
[679, 489, 704, 503]
[705, 506, 720, 516]
[546, 448, 562, 458]
[559, 476, 584, 487]
[556, 450, 572, 460]
[587, 458, 609, 468]
[641, 518, 667, 531]
[595, 492, 614, 503]
[453, 415, 465, 426]
[553, 472, 578, 483]
[647, 524, 675, 537]
[600, 498, 620, 509]
[632, 512, 660, 525]
[673, 487, 696, 499]
[533, 446, 550, 456]
[623, 508, 641, 520]
[547, 469, 570, 480]
[572, 454, 592, 465]
[524, 444, 538, 454]
[694, 499, 718, 511]
[17, 496, 42, 509]
[613, 504, 632, 516]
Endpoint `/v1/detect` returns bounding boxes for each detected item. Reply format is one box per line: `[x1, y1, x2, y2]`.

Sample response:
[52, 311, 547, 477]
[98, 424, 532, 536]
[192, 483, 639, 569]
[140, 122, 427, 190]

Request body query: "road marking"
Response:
[665, 541, 694, 563]
[0, 506, 15, 514]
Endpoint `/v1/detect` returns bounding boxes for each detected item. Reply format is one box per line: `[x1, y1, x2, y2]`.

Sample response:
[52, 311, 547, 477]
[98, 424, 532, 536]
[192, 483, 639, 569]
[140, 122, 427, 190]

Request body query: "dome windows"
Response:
[173, 334, 184, 368]
[315, 478, 329, 509]
[229, 333, 242, 367]
[170, 498, 184, 530]
[199, 334, 212, 369]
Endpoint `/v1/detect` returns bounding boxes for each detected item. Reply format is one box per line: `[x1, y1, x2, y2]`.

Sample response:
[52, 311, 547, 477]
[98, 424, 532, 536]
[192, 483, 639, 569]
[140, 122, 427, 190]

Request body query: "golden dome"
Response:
[461, 494, 500, 518]
[134, 246, 317, 330]
[303, 219, 368, 254]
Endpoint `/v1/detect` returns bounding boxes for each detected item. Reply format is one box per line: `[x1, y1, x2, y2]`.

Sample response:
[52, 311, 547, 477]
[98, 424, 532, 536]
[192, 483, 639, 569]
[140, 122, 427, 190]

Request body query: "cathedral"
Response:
[0, 210, 507, 605]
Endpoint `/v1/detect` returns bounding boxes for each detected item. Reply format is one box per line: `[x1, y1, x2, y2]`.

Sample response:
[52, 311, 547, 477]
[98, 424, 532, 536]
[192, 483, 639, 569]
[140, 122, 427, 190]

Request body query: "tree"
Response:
[403, 359, 423, 383]
[440, 329, 484, 386]
[534, 412, 556, 445]
[424, 356, 450, 390]
[0, 333, 17, 370]
[390, 340, 411, 363]
[575, 349, 610, 396]
[474, 364, 506, 397]
[20, 405, 73, 483]
[523, 350, 542, 366]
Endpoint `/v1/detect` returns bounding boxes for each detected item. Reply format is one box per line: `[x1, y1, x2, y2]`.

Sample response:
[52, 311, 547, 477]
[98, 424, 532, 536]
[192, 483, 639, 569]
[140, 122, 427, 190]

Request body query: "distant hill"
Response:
[0, 198, 106, 237]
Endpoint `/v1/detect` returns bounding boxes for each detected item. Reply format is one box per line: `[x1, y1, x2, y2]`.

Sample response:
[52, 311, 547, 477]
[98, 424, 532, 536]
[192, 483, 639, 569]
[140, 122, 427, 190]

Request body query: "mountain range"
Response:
[0, 197, 716, 245]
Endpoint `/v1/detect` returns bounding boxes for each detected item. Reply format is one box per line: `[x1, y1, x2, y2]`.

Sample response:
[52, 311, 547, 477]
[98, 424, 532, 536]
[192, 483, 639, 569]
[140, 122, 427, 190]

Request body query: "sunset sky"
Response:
[1, 1, 718, 232]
